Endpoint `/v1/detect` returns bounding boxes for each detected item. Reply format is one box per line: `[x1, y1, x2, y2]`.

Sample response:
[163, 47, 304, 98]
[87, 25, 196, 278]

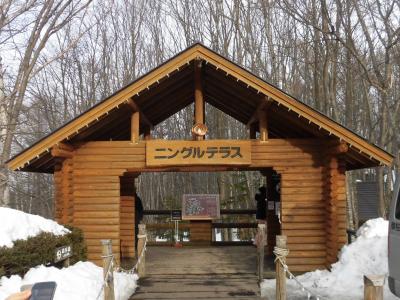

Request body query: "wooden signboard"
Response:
[146, 140, 251, 167]
[54, 245, 72, 263]
[182, 194, 220, 220]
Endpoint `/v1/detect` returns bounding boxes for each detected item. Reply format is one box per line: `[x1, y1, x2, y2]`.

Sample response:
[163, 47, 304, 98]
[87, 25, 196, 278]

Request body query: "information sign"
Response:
[182, 194, 220, 220]
[54, 245, 72, 263]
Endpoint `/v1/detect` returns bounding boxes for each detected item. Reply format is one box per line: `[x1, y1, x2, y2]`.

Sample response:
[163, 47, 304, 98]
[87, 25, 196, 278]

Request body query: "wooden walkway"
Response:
[130, 246, 272, 299]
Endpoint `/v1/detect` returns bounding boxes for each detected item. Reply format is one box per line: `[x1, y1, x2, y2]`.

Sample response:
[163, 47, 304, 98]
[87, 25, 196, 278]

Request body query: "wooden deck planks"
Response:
[129, 246, 267, 299]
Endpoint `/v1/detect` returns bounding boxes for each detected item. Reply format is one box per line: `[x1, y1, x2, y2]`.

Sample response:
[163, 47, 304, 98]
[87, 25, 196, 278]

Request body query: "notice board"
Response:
[182, 194, 220, 220]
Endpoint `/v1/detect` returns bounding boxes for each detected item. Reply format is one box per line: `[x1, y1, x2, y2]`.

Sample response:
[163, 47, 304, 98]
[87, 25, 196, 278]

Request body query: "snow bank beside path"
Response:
[261, 218, 398, 300]
[0, 261, 138, 300]
[0, 208, 69, 247]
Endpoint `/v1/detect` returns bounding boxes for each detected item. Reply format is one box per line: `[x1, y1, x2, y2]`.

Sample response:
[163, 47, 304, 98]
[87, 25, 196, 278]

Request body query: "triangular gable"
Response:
[7, 43, 393, 171]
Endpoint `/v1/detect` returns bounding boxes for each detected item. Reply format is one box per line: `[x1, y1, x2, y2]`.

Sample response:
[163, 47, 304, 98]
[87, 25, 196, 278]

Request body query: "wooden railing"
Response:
[143, 209, 256, 215]
[143, 209, 257, 245]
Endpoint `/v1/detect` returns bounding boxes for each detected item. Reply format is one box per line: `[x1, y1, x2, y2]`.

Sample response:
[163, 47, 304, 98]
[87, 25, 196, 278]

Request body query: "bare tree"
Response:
[0, 0, 92, 206]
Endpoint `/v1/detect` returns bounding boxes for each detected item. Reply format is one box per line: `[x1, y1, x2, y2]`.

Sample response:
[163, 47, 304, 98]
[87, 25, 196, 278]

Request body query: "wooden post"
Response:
[131, 111, 140, 143]
[364, 275, 385, 300]
[275, 235, 287, 300]
[258, 109, 268, 141]
[137, 224, 147, 277]
[257, 223, 266, 283]
[101, 239, 115, 300]
[249, 123, 257, 139]
[194, 59, 204, 140]
[63, 257, 70, 268]
[144, 126, 151, 140]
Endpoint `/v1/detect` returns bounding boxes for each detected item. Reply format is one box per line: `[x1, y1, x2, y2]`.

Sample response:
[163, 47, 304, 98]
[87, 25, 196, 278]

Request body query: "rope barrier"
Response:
[115, 236, 147, 275]
[95, 235, 147, 300]
[273, 246, 326, 300]
[95, 254, 115, 300]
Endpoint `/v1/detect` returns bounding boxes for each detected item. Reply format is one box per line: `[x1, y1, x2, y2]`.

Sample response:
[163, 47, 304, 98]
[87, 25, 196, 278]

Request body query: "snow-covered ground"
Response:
[0, 208, 138, 300]
[0, 262, 137, 300]
[261, 218, 398, 299]
[0, 207, 69, 247]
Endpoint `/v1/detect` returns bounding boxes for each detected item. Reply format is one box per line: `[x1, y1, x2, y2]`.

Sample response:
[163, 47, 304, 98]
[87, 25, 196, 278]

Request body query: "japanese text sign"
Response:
[146, 140, 251, 166]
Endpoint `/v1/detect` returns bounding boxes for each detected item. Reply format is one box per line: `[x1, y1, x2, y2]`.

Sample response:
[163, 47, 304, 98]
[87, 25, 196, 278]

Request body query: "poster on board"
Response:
[182, 194, 220, 220]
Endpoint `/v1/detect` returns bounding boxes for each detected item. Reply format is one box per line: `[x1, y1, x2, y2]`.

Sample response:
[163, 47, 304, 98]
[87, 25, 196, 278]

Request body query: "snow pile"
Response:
[0, 208, 69, 247]
[261, 218, 397, 300]
[0, 208, 138, 299]
[0, 261, 138, 300]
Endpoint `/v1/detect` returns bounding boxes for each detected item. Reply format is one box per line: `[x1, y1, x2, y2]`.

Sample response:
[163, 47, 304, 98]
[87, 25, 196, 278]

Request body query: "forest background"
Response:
[0, 0, 399, 230]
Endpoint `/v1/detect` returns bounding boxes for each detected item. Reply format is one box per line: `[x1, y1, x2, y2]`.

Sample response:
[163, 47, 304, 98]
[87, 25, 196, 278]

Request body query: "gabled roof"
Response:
[7, 43, 393, 172]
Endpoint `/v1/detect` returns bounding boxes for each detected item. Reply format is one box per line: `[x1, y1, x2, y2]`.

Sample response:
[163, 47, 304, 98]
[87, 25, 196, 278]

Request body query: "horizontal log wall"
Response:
[54, 139, 347, 271]
[255, 140, 327, 272]
[190, 220, 212, 243]
[71, 142, 146, 265]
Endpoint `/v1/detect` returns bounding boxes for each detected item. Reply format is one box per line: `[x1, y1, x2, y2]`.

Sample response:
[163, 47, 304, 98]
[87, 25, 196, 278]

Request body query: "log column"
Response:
[264, 169, 280, 255]
[194, 59, 205, 140]
[258, 110, 268, 141]
[52, 143, 74, 224]
[54, 163, 63, 223]
[120, 175, 136, 259]
[249, 123, 257, 139]
[131, 111, 140, 143]
[324, 154, 347, 265]
[144, 126, 152, 140]
[53, 158, 73, 225]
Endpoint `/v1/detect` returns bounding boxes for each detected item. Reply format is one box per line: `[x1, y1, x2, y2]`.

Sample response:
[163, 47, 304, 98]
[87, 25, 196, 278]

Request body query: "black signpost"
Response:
[171, 210, 182, 221]
[171, 210, 182, 247]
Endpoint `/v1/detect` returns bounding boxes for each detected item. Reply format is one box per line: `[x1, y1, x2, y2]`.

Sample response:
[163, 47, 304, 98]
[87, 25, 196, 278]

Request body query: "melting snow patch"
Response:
[261, 218, 398, 299]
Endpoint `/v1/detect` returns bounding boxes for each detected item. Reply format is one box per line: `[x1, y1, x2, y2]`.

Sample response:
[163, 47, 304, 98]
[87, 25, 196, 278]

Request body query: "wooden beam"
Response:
[247, 96, 273, 127]
[327, 141, 349, 155]
[131, 111, 140, 143]
[194, 59, 204, 140]
[127, 98, 153, 129]
[51, 143, 74, 158]
[57, 142, 74, 152]
[126, 166, 273, 173]
[51, 148, 73, 158]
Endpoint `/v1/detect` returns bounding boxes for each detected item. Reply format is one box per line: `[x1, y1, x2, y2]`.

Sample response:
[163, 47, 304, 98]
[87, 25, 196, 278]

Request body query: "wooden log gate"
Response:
[6, 43, 393, 274]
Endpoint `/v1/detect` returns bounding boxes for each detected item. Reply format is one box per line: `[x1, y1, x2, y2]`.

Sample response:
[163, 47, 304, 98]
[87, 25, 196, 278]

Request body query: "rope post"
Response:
[101, 239, 115, 300]
[137, 224, 147, 277]
[275, 235, 287, 300]
[257, 223, 266, 283]
[364, 275, 385, 300]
